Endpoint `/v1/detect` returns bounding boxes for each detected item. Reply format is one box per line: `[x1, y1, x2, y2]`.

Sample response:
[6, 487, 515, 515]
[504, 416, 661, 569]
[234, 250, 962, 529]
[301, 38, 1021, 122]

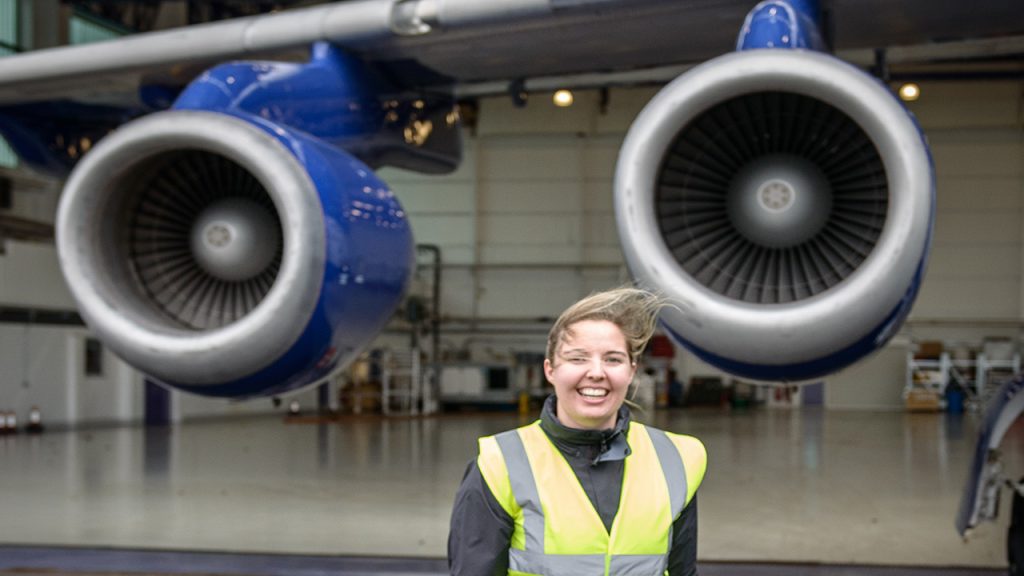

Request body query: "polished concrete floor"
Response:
[0, 406, 1020, 572]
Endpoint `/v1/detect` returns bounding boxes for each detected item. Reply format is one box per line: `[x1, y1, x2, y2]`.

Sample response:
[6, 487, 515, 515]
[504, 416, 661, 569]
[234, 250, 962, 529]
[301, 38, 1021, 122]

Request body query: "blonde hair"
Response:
[546, 287, 665, 365]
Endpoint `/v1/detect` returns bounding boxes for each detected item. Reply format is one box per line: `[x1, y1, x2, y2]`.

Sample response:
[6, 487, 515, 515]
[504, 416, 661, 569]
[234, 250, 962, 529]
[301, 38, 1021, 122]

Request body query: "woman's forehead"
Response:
[559, 319, 628, 351]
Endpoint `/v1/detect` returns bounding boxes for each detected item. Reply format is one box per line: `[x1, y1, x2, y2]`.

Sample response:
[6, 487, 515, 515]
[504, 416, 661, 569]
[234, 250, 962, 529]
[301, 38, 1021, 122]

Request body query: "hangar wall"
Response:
[0, 80, 1021, 425]
[828, 81, 1024, 408]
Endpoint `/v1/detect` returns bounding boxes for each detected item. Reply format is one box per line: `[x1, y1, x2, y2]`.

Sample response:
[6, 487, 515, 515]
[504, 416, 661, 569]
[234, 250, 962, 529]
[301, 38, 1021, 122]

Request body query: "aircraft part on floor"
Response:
[615, 49, 934, 381]
[56, 110, 413, 397]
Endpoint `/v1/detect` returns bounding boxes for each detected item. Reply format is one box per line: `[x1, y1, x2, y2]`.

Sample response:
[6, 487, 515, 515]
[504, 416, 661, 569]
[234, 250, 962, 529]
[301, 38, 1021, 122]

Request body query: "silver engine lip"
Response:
[615, 49, 932, 366]
[56, 110, 326, 385]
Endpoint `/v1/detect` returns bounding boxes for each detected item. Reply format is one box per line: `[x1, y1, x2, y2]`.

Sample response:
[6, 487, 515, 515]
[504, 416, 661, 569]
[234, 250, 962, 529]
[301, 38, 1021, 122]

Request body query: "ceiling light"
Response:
[553, 89, 574, 107]
[898, 83, 920, 102]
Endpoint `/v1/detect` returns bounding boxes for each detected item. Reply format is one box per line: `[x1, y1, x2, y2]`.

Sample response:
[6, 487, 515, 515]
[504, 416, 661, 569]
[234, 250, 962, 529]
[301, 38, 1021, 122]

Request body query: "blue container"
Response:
[946, 388, 965, 414]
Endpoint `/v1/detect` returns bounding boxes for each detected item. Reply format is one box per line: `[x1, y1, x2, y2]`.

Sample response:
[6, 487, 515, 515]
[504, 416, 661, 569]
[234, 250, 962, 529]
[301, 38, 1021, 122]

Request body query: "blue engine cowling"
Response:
[57, 109, 413, 398]
[55, 43, 458, 398]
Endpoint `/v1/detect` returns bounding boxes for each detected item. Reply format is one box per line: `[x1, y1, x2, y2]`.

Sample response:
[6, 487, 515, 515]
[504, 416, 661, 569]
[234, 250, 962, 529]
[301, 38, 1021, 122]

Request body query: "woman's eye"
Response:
[605, 357, 624, 364]
[568, 357, 587, 364]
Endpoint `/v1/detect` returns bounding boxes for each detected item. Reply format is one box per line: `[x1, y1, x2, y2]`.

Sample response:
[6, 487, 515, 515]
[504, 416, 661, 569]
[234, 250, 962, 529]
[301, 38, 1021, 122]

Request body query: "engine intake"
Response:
[659, 91, 888, 304]
[125, 151, 283, 330]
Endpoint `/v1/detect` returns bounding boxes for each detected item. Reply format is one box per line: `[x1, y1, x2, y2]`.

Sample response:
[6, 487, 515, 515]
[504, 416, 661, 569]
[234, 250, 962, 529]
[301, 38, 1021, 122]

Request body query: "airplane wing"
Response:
[1, 0, 1021, 105]
[1, 0, 1020, 397]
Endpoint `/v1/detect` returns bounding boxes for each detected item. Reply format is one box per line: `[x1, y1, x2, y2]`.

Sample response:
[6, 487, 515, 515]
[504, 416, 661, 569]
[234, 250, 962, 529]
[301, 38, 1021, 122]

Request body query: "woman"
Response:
[448, 287, 707, 576]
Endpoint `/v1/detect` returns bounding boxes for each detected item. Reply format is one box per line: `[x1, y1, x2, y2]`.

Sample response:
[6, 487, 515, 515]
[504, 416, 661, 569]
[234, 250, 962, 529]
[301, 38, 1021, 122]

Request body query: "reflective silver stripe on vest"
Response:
[609, 553, 668, 575]
[511, 550, 665, 576]
[509, 549, 606, 575]
[646, 427, 688, 519]
[495, 429, 546, 554]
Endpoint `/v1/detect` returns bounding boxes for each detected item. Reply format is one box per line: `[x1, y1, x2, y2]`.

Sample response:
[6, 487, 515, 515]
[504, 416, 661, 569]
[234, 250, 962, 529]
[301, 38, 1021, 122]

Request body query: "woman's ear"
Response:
[543, 358, 554, 384]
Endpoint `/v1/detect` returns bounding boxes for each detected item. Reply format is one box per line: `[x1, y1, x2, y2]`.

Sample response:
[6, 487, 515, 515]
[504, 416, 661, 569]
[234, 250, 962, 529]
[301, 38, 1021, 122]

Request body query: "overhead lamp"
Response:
[898, 83, 920, 102]
[553, 89, 574, 107]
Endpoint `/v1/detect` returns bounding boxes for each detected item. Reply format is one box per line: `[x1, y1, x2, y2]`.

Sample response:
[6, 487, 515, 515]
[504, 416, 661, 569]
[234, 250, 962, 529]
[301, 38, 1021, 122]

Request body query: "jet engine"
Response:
[615, 49, 934, 381]
[56, 110, 414, 398]
[55, 43, 460, 399]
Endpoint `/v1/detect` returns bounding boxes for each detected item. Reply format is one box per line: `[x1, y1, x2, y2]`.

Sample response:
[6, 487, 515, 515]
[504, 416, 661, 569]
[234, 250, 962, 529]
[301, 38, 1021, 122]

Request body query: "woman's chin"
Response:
[565, 401, 618, 429]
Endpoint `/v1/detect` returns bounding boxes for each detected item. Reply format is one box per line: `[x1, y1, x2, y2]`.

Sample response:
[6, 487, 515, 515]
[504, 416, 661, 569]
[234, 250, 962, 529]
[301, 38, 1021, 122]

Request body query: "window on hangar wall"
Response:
[0, 0, 20, 169]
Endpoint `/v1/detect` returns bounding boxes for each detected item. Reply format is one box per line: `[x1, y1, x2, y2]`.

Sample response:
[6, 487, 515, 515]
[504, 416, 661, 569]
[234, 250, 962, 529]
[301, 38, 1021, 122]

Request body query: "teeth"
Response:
[579, 388, 608, 398]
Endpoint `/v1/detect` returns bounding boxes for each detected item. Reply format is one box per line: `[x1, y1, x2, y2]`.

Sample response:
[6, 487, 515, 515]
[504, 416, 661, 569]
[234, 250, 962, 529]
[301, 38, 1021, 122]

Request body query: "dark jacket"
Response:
[448, 396, 699, 576]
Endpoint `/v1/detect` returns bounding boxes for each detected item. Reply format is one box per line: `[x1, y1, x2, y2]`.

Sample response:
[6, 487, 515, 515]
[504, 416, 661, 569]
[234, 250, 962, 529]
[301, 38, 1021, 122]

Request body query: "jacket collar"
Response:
[539, 395, 632, 463]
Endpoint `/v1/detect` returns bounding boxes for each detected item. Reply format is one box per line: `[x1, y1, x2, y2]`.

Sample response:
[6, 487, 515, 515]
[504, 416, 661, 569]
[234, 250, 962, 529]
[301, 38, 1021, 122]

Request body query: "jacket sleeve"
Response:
[667, 495, 699, 576]
[448, 459, 515, 576]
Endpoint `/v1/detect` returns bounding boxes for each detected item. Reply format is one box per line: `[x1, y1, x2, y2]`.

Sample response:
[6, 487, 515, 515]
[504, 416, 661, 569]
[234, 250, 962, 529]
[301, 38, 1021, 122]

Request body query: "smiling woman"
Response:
[545, 318, 636, 430]
[543, 288, 662, 430]
[448, 287, 708, 576]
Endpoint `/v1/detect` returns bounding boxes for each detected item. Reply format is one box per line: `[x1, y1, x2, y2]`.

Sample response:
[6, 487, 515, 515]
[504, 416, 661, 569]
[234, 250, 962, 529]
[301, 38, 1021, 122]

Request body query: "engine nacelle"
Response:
[615, 49, 934, 381]
[57, 110, 413, 397]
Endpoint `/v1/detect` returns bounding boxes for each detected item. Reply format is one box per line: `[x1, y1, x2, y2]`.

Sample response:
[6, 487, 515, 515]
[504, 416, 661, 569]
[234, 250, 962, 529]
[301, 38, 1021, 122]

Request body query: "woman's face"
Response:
[544, 319, 636, 430]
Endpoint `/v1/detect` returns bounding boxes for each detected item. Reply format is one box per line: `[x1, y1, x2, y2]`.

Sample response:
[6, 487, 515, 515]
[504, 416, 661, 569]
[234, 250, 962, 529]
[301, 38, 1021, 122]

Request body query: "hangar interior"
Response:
[0, 0, 1022, 574]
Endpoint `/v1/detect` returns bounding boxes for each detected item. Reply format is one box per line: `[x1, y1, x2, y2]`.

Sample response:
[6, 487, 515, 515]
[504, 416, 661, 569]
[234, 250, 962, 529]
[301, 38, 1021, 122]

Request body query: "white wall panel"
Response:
[925, 244, 1020, 279]
[913, 279, 1021, 319]
[931, 212, 1020, 245]
[581, 137, 623, 180]
[577, 267, 630, 293]
[0, 241, 74, 308]
[929, 133, 1023, 178]
[481, 181, 584, 214]
[0, 325, 72, 424]
[477, 136, 584, 181]
[825, 344, 908, 410]
[0, 325, 141, 427]
[583, 245, 625, 264]
[474, 268, 586, 318]
[905, 107, 1024, 333]
[478, 214, 580, 246]
[389, 182, 475, 214]
[936, 177, 1021, 212]
[480, 244, 583, 264]
[582, 212, 622, 257]
[436, 267, 475, 319]
[908, 82, 1024, 130]
[67, 332, 139, 425]
[407, 215, 475, 253]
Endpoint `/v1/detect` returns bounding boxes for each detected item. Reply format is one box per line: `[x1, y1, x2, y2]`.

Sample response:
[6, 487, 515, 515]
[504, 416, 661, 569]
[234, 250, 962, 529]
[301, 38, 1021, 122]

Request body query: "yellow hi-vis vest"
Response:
[477, 420, 706, 576]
